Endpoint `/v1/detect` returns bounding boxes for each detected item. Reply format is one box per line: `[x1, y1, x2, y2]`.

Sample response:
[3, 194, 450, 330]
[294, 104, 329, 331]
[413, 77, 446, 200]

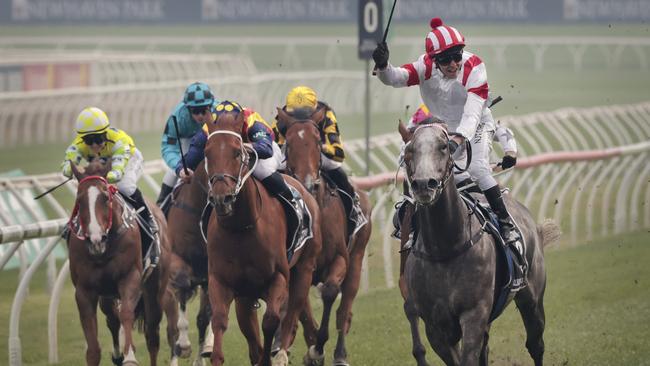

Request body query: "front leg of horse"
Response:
[143, 280, 166, 366]
[398, 274, 429, 366]
[119, 270, 144, 365]
[208, 277, 234, 366]
[458, 310, 490, 366]
[262, 272, 288, 366]
[305, 255, 346, 366]
[75, 289, 101, 366]
[198, 287, 214, 359]
[235, 297, 263, 365]
[332, 236, 369, 366]
[99, 297, 125, 365]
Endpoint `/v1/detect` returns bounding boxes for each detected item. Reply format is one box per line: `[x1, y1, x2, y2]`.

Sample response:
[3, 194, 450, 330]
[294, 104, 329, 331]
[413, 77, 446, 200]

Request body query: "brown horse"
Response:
[277, 107, 373, 366]
[165, 161, 215, 366]
[398, 121, 558, 365]
[67, 160, 177, 366]
[203, 110, 322, 366]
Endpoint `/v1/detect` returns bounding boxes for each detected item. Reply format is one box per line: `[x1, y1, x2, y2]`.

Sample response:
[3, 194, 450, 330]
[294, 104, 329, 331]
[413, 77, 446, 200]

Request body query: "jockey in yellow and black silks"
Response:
[275, 86, 367, 236]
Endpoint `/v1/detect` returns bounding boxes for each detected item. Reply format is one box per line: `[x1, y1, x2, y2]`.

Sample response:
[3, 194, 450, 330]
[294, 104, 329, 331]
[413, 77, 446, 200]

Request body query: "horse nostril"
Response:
[208, 194, 217, 206]
[427, 179, 440, 189]
[101, 234, 108, 242]
[223, 195, 234, 204]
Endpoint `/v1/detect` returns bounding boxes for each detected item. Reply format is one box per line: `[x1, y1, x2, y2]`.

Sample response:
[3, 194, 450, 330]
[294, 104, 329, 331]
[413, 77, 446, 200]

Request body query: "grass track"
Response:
[0, 231, 648, 365]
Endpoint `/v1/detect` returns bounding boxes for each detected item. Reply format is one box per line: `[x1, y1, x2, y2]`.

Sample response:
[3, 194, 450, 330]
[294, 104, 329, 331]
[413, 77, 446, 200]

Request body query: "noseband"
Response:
[69, 175, 117, 241]
[205, 130, 258, 204]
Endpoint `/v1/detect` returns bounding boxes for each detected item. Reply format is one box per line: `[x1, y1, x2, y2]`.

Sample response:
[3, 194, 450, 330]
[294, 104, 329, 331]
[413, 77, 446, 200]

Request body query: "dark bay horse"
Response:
[398, 122, 559, 366]
[165, 161, 215, 366]
[203, 110, 322, 366]
[67, 160, 177, 366]
[277, 107, 373, 366]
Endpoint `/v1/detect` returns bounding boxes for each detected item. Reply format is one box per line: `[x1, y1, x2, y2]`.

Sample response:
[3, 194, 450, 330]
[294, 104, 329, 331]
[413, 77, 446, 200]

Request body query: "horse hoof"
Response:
[111, 354, 124, 365]
[272, 349, 289, 366]
[303, 346, 325, 366]
[332, 359, 350, 366]
[174, 343, 192, 359]
[200, 348, 212, 358]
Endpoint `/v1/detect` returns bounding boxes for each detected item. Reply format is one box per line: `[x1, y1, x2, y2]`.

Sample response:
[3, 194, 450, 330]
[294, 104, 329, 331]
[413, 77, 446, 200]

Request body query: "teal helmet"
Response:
[183, 82, 216, 108]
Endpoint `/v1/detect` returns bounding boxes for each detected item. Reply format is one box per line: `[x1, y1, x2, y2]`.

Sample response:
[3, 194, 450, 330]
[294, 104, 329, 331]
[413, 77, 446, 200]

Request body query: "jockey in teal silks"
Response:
[157, 82, 219, 208]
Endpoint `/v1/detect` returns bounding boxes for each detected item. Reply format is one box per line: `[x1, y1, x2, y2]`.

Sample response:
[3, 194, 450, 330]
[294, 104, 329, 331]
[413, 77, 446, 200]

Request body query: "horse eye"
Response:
[234, 150, 241, 158]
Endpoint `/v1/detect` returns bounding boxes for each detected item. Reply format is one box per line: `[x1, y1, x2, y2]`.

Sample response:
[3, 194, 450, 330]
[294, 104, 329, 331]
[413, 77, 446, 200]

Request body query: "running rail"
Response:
[1, 101, 649, 365]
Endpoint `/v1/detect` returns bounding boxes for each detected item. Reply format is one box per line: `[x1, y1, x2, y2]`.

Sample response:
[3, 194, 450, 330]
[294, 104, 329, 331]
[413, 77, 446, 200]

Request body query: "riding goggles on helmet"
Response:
[82, 133, 107, 145]
[188, 105, 211, 115]
[435, 50, 463, 66]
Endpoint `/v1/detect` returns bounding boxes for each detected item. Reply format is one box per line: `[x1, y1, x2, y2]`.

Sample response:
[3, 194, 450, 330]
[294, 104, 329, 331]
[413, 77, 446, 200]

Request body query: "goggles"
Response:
[82, 133, 106, 145]
[435, 51, 463, 66]
[188, 105, 211, 115]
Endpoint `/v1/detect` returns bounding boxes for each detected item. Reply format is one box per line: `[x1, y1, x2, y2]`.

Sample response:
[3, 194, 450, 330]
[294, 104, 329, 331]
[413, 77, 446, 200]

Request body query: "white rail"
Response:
[1, 35, 648, 72]
[1, 101, 649, 365]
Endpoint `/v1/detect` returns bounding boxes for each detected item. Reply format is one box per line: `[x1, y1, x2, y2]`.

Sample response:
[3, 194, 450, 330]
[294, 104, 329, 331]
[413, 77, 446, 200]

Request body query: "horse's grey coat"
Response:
[403, 124, 547, 366]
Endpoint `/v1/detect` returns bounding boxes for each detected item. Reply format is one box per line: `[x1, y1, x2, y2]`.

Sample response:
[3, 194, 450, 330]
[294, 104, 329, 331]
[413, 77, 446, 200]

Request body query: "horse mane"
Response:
[84, 159, 112, 177]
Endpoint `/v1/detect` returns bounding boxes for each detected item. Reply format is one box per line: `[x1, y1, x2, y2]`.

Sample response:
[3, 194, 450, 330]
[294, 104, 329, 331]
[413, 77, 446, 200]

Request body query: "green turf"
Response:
[0, 230, 648, 365]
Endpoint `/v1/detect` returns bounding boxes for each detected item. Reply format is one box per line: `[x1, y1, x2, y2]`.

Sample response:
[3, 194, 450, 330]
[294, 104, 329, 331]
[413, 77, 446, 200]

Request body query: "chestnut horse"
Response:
[67, 160, 177, 366]
[398, 122, 558, 366]
[165, 161, 215, 366]
[277, 107, 373, 366]
[203, 110, 322, 366]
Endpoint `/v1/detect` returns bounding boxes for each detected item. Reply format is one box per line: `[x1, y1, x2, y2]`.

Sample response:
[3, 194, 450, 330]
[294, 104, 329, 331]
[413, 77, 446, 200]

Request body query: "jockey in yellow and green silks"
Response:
[61, 107, 160, 268]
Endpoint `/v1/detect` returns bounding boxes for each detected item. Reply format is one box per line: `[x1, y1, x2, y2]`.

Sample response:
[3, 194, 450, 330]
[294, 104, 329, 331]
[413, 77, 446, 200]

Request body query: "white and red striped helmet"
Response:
[425, 18, 465, 57]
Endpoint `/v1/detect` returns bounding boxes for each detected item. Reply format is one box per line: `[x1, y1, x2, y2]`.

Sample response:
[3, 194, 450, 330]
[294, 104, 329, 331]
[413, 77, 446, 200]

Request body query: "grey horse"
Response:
[399, 121, 559, 366]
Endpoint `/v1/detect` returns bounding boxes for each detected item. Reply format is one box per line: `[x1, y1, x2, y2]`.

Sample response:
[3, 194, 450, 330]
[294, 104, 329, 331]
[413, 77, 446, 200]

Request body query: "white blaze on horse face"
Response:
[298, 130, 305, 139]
[412, 132, 440, 179]
[86, 186, 103, 243]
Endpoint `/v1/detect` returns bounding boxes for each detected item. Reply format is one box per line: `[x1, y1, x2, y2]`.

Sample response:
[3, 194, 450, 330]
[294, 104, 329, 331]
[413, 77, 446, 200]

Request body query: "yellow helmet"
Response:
[286, 86, 318, 113]
[75, 107, 110, 136]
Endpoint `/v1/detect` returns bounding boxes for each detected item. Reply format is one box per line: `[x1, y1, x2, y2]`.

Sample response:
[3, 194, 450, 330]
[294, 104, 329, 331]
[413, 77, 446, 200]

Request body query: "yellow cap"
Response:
[286, 86, 318, 113]
[75, 107, 110, 136]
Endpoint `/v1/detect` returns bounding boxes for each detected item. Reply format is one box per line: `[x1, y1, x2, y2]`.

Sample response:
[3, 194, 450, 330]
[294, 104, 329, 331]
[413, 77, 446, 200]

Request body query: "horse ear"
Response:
[276, 107, 293, 123]
[70, 161, 84, 180]
[310, 107, 326, 124]
[398, 120, 412, 143]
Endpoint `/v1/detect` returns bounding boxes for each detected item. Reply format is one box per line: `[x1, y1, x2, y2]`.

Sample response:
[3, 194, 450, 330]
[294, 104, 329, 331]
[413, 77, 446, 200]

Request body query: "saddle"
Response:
[198, 185, 313, 263]
[320, 173, 368, 245]
[458, 191, 518, 322]
[119, 193, 160, 280]
[276, 185, 313, 262]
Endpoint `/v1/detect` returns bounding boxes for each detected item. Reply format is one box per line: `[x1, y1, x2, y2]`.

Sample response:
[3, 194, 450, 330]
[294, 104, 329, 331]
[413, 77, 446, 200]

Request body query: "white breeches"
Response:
[453, 120, 498, 191]
[253, 142, 284, 180]
[321, 154, 342, 171]
[116, 148, 144, 197]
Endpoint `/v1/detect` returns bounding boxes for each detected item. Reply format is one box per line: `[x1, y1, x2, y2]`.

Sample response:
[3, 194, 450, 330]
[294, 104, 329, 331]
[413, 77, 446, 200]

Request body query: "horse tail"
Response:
[134, 297, 146, 333]
[538, 218, 561, 249]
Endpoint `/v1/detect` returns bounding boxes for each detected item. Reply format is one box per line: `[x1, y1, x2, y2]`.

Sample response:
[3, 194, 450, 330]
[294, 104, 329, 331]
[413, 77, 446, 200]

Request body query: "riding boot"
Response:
[393, 181, 417, 251]
[156, 183, 174, 217]
[483, 185, 527, 291]
[156, 183, 173, 207]
[261, 172, 307, 249]
[324, 167, 367, 235]
[129, 189, 160, 274]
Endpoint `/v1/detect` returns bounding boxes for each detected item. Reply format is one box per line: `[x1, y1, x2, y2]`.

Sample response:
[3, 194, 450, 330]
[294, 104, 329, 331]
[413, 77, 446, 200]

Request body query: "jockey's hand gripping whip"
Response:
[172, 115, 190, 176]
[372, 0, 398, 76]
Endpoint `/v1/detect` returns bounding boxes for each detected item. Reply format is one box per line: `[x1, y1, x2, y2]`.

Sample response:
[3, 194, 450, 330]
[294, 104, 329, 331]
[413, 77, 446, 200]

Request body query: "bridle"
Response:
[284, 120, 323, 190]
[69, 175, 117, 241]
[205, 130, 258, 206]
[402, 124, 456, 203]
